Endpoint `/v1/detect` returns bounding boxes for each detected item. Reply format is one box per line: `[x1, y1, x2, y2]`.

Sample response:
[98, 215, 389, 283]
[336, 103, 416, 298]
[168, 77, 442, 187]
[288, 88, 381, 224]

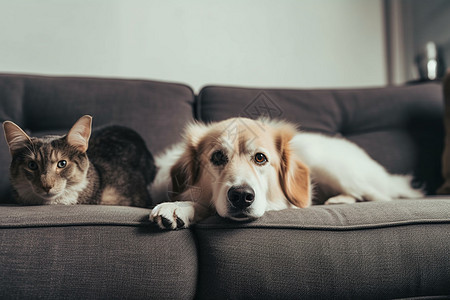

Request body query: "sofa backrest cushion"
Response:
[0, 73, 195, 202]
[197, 83, 444, 194]
[436, 71, 450, 194]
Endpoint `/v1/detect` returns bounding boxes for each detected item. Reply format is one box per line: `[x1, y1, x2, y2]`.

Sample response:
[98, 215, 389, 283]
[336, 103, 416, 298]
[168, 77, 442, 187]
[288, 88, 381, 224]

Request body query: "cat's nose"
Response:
[42, 185, 52, 193]
[40, 175, 54, 194]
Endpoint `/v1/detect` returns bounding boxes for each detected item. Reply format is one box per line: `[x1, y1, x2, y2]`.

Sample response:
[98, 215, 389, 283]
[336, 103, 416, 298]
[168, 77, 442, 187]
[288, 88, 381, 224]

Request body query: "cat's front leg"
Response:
[150, 201, 202, 230]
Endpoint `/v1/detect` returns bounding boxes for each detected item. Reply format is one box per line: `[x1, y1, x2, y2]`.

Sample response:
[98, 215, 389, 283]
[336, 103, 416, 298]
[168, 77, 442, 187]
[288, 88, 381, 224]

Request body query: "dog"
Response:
[149, 117, 423, 229]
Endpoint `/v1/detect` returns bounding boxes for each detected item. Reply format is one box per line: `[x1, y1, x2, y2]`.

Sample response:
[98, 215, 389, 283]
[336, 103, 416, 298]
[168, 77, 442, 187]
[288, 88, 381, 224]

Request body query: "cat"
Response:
[2, 115, 156, 207]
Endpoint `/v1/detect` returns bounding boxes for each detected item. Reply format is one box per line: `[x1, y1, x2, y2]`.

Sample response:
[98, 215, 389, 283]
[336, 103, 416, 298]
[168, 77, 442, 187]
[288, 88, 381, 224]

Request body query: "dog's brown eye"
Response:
[254, 153, 267, 165]
[211, 150, 228, 166]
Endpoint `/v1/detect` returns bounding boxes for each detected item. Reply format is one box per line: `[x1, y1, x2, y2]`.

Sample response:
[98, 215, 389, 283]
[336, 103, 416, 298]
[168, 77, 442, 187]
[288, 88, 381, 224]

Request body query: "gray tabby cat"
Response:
[2, 115, 156, 206]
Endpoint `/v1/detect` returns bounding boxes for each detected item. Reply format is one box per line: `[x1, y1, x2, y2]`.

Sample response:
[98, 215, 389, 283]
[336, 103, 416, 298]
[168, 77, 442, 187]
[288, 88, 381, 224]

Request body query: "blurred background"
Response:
[0, 0, 449, 92]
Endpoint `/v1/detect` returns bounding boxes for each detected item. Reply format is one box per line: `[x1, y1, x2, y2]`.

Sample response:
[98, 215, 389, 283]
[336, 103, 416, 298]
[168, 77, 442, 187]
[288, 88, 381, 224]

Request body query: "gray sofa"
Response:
[0, 73, 449, 299]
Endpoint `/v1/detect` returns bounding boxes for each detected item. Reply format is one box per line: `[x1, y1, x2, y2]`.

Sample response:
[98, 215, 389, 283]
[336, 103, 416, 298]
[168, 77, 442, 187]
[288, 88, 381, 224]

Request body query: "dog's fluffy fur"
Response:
[150, 117, 423, 229]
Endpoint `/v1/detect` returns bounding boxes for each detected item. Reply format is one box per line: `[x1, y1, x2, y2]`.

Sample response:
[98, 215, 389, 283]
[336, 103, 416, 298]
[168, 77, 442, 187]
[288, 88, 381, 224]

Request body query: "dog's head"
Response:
[170, 118, 311, 221]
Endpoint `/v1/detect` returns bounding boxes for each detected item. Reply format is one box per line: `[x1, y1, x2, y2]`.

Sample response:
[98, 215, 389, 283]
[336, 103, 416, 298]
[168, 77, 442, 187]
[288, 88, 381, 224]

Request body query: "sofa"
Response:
[0, 73, 449, 299]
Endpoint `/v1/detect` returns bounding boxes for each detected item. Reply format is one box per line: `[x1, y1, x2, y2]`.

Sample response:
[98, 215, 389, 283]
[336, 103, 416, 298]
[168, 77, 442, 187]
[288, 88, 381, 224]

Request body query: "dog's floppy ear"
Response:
[170, 144, 200, 195]
[170, 122, 209, 196]
[276, 124, 311, 208]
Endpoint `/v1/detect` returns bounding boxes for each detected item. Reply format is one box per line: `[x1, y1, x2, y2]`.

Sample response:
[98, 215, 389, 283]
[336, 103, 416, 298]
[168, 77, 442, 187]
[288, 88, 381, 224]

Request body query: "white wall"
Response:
[0, 0, 387, 91]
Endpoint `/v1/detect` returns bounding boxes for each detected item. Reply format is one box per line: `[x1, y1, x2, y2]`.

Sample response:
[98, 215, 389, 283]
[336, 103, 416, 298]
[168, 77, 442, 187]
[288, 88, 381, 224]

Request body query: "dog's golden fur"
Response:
[150, 118, 310, 229]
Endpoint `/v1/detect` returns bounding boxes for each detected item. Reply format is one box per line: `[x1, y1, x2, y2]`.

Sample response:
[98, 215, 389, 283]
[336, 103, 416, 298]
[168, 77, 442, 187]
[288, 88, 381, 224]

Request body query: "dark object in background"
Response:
[416, 41, 446, 81]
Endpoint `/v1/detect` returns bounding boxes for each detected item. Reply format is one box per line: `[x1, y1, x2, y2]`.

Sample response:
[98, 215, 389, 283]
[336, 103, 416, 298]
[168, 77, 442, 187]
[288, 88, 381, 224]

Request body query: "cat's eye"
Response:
[57, 160, 67, 168]
[254, 153, 268, 165]
[211, 150, 228, 166]
[27, 161, 38, 170]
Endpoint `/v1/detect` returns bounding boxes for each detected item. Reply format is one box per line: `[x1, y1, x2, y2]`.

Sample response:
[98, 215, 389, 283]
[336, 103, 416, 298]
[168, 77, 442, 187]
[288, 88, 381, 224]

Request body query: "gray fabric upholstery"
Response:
[1, 73, 449, 299]
[0, 205, 197, 299]
[198, 83, 444, 194]
[195, 199, 450, 299]
[0, 73, 195, 201]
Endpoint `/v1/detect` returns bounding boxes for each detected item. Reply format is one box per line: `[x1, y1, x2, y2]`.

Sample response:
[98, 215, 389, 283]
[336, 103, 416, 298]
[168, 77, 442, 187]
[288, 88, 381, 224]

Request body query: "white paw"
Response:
[149, 202, 195, 230]
[325, 195, 358, 205]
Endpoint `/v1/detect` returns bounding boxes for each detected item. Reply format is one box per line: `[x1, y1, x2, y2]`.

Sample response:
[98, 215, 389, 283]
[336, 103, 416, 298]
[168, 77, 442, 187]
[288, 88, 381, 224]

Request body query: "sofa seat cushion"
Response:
[197, 83, 444, 194]
[0, 205, 197, 299]
[194, 199, 450, 299]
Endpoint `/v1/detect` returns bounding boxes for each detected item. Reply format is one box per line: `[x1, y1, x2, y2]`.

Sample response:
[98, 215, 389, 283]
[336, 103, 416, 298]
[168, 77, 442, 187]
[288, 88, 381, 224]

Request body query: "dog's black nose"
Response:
[227, 186, 255, 209]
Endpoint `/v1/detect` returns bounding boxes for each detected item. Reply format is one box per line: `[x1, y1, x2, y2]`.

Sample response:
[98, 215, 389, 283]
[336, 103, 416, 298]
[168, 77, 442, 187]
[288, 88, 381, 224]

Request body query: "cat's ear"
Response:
[3, 121, 32, 155]
[67, 115, 92, 153]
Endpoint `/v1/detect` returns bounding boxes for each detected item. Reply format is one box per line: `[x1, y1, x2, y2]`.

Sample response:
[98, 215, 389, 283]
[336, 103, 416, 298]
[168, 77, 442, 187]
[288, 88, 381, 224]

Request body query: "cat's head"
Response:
[2, 115, 92, 205]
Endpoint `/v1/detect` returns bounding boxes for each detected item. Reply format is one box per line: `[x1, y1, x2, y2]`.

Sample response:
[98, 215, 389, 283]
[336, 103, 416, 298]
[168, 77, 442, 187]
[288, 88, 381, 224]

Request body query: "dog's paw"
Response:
[149, 202, 195, 230]
[325, 195, 357, 205]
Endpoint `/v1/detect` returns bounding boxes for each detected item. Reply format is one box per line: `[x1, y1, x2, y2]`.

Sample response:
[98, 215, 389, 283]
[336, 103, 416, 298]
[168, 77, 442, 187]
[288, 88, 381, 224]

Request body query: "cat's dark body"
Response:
[86, 126, 156, 206]
[3, 116, 156, 207]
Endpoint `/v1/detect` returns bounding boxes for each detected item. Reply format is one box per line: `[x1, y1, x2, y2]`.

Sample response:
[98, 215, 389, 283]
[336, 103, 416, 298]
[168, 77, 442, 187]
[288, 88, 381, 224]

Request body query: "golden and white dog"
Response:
[150, 117, 423, 229]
